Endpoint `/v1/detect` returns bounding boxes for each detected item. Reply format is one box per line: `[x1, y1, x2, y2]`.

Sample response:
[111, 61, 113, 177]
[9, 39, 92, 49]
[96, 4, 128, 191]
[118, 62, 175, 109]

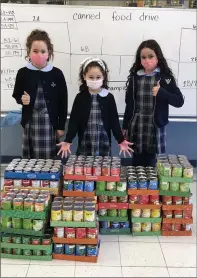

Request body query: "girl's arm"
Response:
[110, 94, 125, 144]
[123, 78, 134, 130]
[157, 78, 184, 108]
[12, 69, 23, 105]
[57, 71, 68, 131]
[65, 95, 79, 143]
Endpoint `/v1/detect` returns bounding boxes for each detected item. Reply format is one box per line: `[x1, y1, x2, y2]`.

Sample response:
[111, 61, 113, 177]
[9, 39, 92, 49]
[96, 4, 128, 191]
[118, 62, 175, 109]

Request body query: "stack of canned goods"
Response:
[131, 207, 161, 218]
[129, 194, 160, 205]
[53, 243, 98, 257]
[4, 158, 62, 189]
[64, 155, 121, 176]
[51, 197, 96, 222]
[5, 158, 62, 175]
[98, 208, 128, 218]
[127, 166, 158, 190]
[1, 189, 50, 212]
[157, 154, 193, 178]
[98, 196, 128, 203]
[63, 180, 95, 192]
[1, 233, 52, 256]
[54, 227, 98, 239]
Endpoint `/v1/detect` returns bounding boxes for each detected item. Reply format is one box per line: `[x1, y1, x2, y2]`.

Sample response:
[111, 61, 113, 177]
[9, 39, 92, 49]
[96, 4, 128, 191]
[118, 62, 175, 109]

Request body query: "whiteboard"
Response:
[1, 4, 196, 118]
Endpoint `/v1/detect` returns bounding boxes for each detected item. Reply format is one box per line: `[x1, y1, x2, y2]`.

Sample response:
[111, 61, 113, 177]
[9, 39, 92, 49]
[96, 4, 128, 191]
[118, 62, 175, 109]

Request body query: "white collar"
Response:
[26, 62, 53, 72]
[137, 67, 160, 76]
[90, 88, 109, 97]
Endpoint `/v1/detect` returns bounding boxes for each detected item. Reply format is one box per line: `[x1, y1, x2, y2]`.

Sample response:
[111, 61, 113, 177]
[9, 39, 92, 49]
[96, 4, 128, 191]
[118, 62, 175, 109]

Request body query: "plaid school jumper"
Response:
[77, 94, 110, 156]
[129, 75, 166, 154]
[22, 82, 56, 159]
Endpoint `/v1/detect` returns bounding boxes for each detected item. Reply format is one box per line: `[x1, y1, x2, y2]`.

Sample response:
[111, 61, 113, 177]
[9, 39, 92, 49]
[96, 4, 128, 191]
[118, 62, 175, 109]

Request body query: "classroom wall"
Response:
[1, 120, 196, 163]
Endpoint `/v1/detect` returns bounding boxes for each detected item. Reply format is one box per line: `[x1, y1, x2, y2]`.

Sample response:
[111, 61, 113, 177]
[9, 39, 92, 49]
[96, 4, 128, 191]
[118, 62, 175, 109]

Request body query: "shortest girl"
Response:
[58, 57, 133, 158]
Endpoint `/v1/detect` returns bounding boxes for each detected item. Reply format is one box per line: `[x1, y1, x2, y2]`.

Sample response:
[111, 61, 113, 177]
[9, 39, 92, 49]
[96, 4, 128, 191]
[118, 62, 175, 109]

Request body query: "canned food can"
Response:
[76, 245, 86, 256]
[76, 228, 86, 239]
[74, 181, 84, 191]
[33, 249, 42, 256]
[148, 178, 158, 190]
[41, 180, 50, 188]
[152, 222, 161, 232]
[65, 244, 75, 255]
[172, 223, 181, 231]
[13, 179, 22, 187]
[150, 195, 159, 205]
[35, 199, 45, 212]
[172, 196, 182, 205]
[32, 180, 41, 188]
[51, 206, 62, 221]
[4, 179, 13, 186]
[139, 195, 149, 205]
[99, 196, 108, 203]
[50, 180, 59, 188]
[75, 164, 84, 175]
[163, 210, 173, 218]
[109, 196, 118, 203]
[23, 219, 33, 230]
[23, 249, 32, 256]
[132, 209, 141, 217]
[87, 228, 97, 239]
[117, 180, 127, 192]
[142, 222, 151, 232]
[1, 234, 12, 243]
[162, 196, 172, 205]
[84, 181, 94, 192]
[12, 218, 23, 229]
[132, 223, 141, 232]
[118, 209, 127, 218]
[12, 235, 22, 244]
[93, 165, 102, 176]
[24, 198, 34, 211]
[3, 248, 12, 254]
[13, 248, 22, 255]
[65, 227, 76, 238]
[1, 217, 12, 228]
[120, 221, 130, 229]
[22, 236, 31, 244]
[118, 196, 128, 203]
[110, 222, 120, 229]
[138, 179, 148, 190]
[33, 220, 44, 231]
[162, 223, 172, 231]
[107, 209, 117, 217]
[96, 181, 106, 192]
[180, 183, 190, 193]
[142, 209, 151, 218]
[98, 209, 107, 216]
[84, 164, 93, 176]
[151, 209, 161, 218]
[64, 180, 73, 191]
[53, 243, 64, 254]
[87, 245, 97, 257]
[128, 178, 138, 189]
[106, 182, 116, 191]
[31, 237, 41, 245]
[129, 195, 139, 204]
[54, 227, 64, 238]
[174, 210, 183, 218]
[2, 197, 13, 210]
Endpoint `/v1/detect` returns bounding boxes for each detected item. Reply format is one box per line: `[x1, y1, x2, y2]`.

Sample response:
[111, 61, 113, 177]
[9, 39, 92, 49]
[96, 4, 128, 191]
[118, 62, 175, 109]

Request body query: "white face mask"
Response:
[86, 79, 103, 90]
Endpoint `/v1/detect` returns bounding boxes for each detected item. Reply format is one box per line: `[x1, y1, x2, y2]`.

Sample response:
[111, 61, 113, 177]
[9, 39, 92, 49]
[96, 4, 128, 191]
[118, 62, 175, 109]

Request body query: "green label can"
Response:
[1, 234, 12, 243]
[23, 219, 33, 230]
[96, 181, 106, 192]
[22, 236, 31, 244]
[3, 248, 12, 254]
[107, 209, 117, 217]
[12, 235, 22, 244]
[33, 220, 44, 232]
[23, 249, 32, 256]
[43, 249, 52, 256]
[13, 248, 22, 255]
[33, 249, 42, 256]
[1, 217, 12, 228]
[12, 218, 23, 229]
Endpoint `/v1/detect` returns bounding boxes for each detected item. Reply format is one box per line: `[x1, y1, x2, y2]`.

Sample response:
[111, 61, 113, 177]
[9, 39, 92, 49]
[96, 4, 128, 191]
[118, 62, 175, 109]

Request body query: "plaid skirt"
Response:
[22, 108, 56, 159]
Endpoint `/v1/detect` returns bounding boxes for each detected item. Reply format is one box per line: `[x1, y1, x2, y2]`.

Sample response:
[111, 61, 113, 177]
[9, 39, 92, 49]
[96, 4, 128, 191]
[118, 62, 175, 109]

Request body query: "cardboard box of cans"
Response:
[64, 155, 121, 177]
[1, 233, 52, 260]
[4, 158, 62, 181]
[51, 196, 97, 225]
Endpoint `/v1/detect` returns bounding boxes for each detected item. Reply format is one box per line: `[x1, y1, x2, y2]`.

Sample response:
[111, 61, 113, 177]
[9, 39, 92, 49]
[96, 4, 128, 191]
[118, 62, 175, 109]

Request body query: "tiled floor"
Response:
[1, 167, 197, 277]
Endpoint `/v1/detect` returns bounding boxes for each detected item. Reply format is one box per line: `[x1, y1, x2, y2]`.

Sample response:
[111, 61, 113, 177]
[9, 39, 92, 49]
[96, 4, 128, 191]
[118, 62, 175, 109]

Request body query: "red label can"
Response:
[102, 166, 110, 177]
[162, 223, 172, 231]
[174, 210, 183, 218]
[41, 180, 50, 188]
[65, 227, 76, 238]
[150, 195, 159, 205]
[172, 196, 182, 205]
[162, 196, 172, 205]
[183, 209, 192, 219]
[111, 167, 120, 177]
[163, 210, 173, 218]
[93, 166, 101, 176]
[76, 228, 86, 239]
[87, 228, 98, 239]
[4, 179, 13, 186]
[172, 223, 181, 231]
[139, 195, 149, 205]
[129, 195, 139, 204]
[84, 165, 92, 176]
[22, 180, 31, 187]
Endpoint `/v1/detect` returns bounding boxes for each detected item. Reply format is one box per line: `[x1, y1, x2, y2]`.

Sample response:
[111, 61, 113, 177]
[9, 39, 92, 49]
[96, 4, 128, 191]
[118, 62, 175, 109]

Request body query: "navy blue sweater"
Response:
[12, 66, 68, 130]
[123, 72, 184, 130]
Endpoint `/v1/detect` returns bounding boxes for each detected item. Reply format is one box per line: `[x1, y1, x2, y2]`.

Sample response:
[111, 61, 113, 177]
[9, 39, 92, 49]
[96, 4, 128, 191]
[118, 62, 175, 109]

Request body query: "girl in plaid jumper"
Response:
[58, 57, 133, 158]
[123, 40, 184, 167]
[13, 29, 68, 159]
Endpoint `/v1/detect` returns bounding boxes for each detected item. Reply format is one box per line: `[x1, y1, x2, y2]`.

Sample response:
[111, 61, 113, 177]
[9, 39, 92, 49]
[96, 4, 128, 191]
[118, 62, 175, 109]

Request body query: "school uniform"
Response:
[12, 63, 68, 159]
[123, 68, 184, 167]
[65, 88, 124, 156]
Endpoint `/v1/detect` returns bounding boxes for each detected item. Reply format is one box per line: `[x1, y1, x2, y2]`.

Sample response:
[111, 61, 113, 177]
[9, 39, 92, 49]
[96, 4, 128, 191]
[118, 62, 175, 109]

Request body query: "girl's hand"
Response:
[152, 81, 160, 96]
[56, 130, 64, 138]
[119, 140, 134, 158]
[57, 142, 71, 158]
[21, 91, 30, 105]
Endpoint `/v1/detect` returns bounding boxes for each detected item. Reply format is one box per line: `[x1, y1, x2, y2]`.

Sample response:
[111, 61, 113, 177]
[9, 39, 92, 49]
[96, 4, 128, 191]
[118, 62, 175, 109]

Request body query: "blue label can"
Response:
[100, 221, 110, 229]
[74, 181, 84, 191]
[138, 179, 148, 190]
[53, 243, 64, 254]
[64, 244, 75, 255]
[84, 181, 94, 192]
[128, 178, 138, 189]
[76, 245, 86, 256]
[119, 222, 130, 228]
[87, 245, 97, 257]
[148, 178, 158, 190]
[110, 222, 120, 229]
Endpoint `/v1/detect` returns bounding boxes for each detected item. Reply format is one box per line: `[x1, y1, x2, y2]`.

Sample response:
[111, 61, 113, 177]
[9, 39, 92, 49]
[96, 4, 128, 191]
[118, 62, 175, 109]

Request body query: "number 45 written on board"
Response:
[33, 16, 40, 21]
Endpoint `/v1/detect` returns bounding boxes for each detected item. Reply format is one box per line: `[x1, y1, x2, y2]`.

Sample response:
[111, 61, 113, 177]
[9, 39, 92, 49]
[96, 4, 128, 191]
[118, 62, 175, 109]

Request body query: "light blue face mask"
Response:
[1, 110, 22, 128]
